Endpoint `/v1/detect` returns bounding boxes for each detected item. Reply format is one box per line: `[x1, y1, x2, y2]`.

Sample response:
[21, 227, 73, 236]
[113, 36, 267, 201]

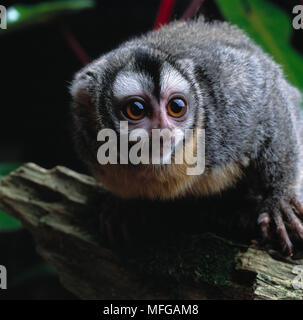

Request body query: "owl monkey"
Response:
[70, 17, 303, 255]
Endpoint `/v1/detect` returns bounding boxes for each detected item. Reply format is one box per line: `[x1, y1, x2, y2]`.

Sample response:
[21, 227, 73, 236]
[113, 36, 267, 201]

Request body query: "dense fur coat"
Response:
[70, 17, 303, 255]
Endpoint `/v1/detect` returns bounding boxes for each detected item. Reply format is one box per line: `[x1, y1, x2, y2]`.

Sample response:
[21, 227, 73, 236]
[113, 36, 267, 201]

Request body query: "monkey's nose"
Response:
[150, 109, 170, 130]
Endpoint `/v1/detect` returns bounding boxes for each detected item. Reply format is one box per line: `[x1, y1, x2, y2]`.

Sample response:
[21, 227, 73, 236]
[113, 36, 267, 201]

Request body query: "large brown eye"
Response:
[167, 98, 187, 118]
[122, 101, 145, 120]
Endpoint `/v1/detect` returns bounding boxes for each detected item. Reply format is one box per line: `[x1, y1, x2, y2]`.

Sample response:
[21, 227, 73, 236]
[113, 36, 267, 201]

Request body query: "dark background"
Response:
[0, 0, 302, 299]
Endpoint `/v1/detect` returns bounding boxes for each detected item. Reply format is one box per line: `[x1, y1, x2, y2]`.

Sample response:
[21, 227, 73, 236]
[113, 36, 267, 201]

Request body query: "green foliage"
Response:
[0, 163, 22, 230]
[0, 163, 21, 177]
[215, 0, 303, 93]
[9, 262, 56, 289]
[1, 0, 95, 34]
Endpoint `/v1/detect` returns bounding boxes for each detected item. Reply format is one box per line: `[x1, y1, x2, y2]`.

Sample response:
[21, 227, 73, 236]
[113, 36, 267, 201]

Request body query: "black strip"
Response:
[134, 48, 162, 101]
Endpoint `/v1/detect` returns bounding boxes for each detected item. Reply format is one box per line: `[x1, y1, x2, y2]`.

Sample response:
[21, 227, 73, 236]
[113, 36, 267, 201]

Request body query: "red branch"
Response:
[153, 0, 176, 30]
[181, 0, 204, 20]
[61, 24, 91, 66]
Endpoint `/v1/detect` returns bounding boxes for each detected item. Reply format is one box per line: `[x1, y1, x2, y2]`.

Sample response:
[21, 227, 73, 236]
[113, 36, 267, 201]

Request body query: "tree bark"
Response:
[0, 162, 302, 299]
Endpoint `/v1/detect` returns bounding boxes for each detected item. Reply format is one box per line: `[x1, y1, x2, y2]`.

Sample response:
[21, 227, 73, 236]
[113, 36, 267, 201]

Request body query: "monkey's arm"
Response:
[254, 120, 303, 256]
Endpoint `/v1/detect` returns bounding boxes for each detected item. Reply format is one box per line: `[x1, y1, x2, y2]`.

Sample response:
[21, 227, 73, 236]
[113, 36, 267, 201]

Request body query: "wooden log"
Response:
[0, 163, 302, 299]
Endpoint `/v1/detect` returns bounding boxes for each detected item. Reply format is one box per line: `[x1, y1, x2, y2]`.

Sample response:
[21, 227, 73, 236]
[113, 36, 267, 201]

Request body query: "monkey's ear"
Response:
[70, 72, 94, 106]
[70, 56, 107, 106]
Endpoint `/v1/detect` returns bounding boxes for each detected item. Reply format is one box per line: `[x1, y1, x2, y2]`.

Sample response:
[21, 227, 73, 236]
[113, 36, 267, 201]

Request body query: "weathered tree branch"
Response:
[0, 163, 302, 299]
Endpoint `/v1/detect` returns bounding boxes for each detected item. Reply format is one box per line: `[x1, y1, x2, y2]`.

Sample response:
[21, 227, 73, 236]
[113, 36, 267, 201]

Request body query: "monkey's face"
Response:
[71, 48, 205, 197]
[111, 59, 197, 162]
[112, 63, 192, 133]
[71, 48, 202, 164]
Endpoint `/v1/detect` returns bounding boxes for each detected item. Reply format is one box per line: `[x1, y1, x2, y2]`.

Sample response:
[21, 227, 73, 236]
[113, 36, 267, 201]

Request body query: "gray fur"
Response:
[70, 17, 303, 253]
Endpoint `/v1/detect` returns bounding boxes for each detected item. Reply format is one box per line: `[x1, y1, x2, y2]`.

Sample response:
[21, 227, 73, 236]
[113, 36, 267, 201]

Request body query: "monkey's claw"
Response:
[258, 196, 303, 256]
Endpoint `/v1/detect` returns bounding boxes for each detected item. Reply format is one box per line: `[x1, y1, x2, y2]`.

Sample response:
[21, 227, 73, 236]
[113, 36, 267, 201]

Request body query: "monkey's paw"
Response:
[258, 196, 303, 256]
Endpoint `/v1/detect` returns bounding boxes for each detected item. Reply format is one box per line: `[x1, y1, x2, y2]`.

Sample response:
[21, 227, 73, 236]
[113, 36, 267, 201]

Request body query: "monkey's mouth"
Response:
[151, 139, 177, 164]
[114, 139, 181, 166]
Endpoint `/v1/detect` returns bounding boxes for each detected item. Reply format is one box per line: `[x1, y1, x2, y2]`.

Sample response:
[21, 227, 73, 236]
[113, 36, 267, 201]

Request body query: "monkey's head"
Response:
[70, 46, 207, 199]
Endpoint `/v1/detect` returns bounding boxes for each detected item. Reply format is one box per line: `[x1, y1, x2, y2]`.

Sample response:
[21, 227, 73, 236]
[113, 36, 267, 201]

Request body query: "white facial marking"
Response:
[160, 63, 190, 95]
[113, 71, 153, 99]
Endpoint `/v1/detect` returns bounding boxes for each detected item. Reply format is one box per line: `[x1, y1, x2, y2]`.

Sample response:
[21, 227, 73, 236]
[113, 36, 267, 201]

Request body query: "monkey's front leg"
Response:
[258, 196, 303, 255]
[256, 152, 303, 256]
